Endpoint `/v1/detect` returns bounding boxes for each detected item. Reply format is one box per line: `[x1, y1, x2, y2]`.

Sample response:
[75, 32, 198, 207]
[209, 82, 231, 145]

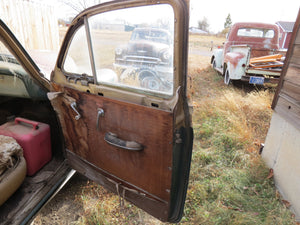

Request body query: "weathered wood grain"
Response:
[281, 80, 300, 102]
[275, 94, 300, 129]
[273, 11, 300, 116]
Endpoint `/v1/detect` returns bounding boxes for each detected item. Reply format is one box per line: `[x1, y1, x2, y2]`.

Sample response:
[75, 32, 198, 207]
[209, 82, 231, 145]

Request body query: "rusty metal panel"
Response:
[50, 83, 174, 202]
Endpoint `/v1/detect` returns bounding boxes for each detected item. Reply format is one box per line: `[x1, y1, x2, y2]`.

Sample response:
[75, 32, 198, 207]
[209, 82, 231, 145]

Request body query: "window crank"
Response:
[70, 102, 81, 120]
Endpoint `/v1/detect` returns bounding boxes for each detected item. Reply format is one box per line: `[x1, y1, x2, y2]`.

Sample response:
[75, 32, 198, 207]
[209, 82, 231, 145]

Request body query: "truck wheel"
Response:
[212, 59, 216, 69]
[224, 69, 231, 85]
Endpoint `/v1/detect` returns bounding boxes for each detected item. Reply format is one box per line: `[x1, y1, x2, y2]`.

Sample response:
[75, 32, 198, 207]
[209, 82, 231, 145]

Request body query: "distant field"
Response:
[189, 33, 226, 51]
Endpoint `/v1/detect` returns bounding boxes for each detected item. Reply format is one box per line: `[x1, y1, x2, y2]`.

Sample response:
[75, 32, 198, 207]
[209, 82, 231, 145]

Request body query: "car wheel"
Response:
[224, 69, 231, 85]
[141, 76, 160, 90]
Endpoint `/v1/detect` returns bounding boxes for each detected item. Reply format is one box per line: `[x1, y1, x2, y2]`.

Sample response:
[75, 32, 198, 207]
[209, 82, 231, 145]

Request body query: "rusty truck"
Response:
[211, 22, 285, 85]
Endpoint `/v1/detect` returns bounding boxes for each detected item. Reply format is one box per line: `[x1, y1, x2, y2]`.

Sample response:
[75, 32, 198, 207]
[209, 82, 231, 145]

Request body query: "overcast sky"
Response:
[190, 0, 299, 33]
[41, 0, 299, 33]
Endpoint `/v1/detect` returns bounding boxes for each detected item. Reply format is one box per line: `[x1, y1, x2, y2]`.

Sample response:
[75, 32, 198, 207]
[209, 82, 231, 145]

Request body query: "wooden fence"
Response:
[0, 0, 59, 51]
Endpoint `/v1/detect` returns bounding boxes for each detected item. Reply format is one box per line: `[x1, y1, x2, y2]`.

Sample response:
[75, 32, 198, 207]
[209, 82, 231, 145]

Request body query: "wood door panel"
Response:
[51, 84, 174, 201]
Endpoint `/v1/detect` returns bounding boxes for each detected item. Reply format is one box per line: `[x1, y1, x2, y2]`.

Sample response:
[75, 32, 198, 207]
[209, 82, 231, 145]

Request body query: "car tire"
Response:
[224, 69, 231, 85]
[141, 76, 160, 90]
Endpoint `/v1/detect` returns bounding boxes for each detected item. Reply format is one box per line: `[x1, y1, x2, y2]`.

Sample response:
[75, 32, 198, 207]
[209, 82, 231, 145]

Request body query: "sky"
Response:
[38, 0, 299, 34]
[190, 0, 300, 33]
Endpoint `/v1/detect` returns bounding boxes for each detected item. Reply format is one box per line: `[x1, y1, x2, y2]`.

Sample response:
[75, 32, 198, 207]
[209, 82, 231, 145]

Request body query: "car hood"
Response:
[127, 40, 169, 57]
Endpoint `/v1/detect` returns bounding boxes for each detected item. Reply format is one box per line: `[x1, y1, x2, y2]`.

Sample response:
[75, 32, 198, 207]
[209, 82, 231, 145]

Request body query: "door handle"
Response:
[96, 108, 105, 131]
[104, 132, 143, 151]
[70, 102, 81, 120]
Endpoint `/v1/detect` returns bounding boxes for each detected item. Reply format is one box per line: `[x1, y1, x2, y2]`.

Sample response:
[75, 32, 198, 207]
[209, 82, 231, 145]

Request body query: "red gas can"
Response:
[0, 117, 52, 176]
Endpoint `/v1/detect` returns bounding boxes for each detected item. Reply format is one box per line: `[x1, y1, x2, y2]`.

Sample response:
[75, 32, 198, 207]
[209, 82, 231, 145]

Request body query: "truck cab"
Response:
[211, 22, 284, 85]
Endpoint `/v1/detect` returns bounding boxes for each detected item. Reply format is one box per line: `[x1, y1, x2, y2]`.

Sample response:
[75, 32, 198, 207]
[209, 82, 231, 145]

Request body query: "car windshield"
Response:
[0, 43, 29, 81]
[131, 29, 171, 45]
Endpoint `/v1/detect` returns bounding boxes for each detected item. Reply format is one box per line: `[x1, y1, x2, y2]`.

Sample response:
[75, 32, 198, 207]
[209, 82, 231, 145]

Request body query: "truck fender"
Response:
[211, 49, 223, 68]
[223, 46, 249, 80]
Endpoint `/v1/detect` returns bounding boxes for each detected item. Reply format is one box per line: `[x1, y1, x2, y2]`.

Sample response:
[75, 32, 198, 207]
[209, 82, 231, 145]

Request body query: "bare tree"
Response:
[198, 17, 209, 33]
[59, 0, 102, 13]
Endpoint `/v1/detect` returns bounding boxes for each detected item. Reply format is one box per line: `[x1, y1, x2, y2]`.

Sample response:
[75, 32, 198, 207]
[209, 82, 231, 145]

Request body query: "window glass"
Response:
[0, 41, 30, 97]
[89, 4, 174, 95]
[237, 28, 275, 38]
[63, 25, 92, 76]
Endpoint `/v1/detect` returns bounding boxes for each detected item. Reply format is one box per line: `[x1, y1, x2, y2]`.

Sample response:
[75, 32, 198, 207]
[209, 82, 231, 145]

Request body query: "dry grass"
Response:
[189, 34, 226, 51]
[214, 90, 273, 145]
[185, 47, 296, 224]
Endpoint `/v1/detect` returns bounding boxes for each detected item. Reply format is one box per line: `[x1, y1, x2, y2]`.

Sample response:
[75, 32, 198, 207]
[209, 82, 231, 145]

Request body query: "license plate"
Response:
[249, 76, 264, 84]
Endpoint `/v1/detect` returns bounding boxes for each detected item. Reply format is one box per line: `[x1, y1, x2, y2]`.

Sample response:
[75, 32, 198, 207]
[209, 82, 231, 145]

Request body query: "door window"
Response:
[63, 4, 174, 96]
[63, 25, 93, 76]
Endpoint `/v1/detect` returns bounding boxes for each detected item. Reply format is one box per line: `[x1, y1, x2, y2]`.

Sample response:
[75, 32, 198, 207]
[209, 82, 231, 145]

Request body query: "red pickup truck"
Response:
[211, 22, 285, 85]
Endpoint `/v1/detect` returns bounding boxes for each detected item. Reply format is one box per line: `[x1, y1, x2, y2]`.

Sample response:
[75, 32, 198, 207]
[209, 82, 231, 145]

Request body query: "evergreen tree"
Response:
[224, 14, 232, 29]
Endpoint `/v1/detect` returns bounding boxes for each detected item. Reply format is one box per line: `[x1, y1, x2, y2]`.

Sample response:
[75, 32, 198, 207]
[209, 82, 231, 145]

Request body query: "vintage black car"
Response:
[0, 0, 192, 224]
[114, 28, 174, 92]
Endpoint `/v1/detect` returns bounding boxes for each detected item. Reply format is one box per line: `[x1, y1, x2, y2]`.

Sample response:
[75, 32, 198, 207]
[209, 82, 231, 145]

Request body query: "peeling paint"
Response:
[224, 52, 245, 68]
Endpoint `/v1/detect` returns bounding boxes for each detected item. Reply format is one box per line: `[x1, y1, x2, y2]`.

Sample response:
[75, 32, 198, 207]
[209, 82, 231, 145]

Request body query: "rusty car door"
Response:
[49, 0, 193, 222]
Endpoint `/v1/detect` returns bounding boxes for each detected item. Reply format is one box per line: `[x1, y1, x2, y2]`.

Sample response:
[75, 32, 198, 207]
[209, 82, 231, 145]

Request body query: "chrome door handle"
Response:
[104, 132, 143, 151]
[96, 108, 105, 130]
[70, 102, 81, 120]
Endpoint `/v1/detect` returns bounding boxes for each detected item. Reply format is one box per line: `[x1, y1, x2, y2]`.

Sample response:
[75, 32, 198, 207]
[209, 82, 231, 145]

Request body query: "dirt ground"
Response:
[32, 173, 88, 225]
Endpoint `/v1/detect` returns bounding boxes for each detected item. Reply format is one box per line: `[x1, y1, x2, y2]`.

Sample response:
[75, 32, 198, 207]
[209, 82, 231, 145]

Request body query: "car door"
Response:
[49, 0, 193, 222]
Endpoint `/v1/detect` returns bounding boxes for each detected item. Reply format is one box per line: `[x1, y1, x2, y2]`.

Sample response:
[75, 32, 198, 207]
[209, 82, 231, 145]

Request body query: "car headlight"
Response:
[162, 50, 172, 61]
[115, 48, 123, 55]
